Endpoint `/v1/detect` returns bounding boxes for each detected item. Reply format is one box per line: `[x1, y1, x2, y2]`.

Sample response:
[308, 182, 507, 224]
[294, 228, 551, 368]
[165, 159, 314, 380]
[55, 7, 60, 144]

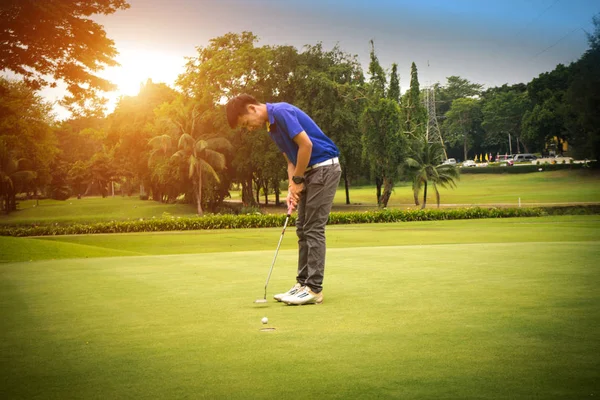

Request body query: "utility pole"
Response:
[424, 86, 447, 159]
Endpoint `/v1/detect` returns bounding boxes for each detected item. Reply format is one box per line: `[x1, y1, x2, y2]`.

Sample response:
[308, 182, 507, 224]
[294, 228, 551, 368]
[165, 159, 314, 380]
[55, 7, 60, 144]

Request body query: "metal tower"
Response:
[424, 87, 447, 159]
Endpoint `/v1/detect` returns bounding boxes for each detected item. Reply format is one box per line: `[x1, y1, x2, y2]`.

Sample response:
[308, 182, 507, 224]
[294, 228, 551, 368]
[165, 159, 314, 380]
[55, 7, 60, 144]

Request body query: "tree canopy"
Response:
[0, 0, 129, 114]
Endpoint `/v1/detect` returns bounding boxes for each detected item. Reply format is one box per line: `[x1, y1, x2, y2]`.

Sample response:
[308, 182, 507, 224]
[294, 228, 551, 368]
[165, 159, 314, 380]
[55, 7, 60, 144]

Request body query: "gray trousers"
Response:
[295, 163, 342, 293]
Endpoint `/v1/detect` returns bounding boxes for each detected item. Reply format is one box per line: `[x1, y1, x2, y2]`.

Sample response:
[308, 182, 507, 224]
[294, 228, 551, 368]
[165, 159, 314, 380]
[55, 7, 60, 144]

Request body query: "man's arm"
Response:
[292, 131, 313, 177]
[283, 153, 295, 183]
[284, 131, 312, 205]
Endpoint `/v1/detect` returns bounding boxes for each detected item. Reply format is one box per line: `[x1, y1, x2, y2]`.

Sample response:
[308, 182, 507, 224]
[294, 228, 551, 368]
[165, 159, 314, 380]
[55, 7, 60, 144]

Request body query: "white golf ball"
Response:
[261, 317, 268, 324]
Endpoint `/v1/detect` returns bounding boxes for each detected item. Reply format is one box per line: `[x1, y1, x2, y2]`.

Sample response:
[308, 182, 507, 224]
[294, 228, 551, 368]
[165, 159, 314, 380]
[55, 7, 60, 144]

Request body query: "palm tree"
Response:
[149, 104, 231, 215]
[406, 138, 459, 209]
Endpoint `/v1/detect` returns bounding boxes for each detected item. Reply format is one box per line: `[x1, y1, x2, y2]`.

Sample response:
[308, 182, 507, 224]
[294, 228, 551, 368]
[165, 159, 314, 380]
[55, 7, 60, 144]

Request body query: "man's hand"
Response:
[287, 182, 304, 207]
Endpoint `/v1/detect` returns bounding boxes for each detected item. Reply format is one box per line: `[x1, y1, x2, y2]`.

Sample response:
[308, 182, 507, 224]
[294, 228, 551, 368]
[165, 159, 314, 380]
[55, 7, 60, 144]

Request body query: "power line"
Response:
[513, 0, 561, 38]
[533, 27, 585, 58]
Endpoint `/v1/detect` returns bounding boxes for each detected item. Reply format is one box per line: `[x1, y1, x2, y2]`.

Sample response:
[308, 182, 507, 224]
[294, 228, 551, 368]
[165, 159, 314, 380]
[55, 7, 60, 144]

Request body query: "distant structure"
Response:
[424, 86, 447, 160]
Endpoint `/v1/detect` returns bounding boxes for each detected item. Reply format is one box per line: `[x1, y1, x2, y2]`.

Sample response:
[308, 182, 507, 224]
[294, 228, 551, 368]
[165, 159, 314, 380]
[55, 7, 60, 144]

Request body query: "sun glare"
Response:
[100, 47, 185, 104]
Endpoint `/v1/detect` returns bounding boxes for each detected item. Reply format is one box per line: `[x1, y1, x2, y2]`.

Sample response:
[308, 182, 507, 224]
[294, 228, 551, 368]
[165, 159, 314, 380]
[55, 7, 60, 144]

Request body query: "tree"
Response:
[361, 98, 404, 207]
[178, 32, 270, 206]
[388, 63, 400, 104]
[564, 14, 600, 160]
[367, 40, 386, 99]
[0, 0, 130, 115]
[402, 62, 427, 138]
[520, 66, 571, 156]
[435, 76, 483, 116]
[289, 43, 365, 205]
[521, 97, 566, 154]
[151, 100, 231, 215]
[0, 140, 35, 213]
[482, 90, 531, 154]
[406, 138, 459, 209]
[0, 78, 57, 199]
[68, 160, 90, 197]
[106, 79, 178, 196]
[88, 151, 115, 197]
[443, 98, 483, 160]
[362, 41, 389, 201]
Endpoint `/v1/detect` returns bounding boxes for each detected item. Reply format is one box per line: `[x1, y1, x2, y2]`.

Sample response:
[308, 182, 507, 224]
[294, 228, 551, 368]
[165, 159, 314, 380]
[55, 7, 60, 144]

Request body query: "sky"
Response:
[41, 0, 599, 118]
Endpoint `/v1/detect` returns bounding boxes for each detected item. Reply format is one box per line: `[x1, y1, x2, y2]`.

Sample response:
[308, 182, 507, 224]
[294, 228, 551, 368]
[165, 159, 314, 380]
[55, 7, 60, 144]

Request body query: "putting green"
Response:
[1, 218, 599, 399]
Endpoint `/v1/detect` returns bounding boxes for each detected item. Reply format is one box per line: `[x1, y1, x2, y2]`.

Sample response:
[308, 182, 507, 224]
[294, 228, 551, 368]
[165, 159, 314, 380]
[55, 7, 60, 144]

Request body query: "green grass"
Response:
[0, 196, 197, 225]
[337, 169, 600, 206]
[2, 170, 599, 226]
[1, 215, 598, 263]
[1, 216, 599, 399]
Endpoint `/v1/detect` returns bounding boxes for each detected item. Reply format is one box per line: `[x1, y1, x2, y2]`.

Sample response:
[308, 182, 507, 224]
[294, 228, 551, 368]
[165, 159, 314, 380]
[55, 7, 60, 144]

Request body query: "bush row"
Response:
[1, 206, 579, 237]
[460, 162, 596, 174]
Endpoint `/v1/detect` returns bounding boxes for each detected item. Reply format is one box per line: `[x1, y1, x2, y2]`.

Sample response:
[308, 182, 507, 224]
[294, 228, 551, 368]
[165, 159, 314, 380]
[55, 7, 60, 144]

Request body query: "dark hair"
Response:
[225, 94, 260, 129]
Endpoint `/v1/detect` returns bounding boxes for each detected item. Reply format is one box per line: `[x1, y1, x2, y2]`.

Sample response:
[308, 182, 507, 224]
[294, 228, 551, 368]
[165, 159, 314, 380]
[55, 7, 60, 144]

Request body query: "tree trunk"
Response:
[196, 167, 203, 216]
[274, 179, 280, 206]
[254, 179, 260, 204]
[379, 177, 394, 207]
[412, 177, 420, 206]
[262, 181, 268, 205]
[421, 181, 428, 209]
[375, 176, 383, 204]
[241, 177, 256, 207]
[463, 134, 468, 161]
[9, 186, 17, 211]
[343, 168, 350, 205]
[84, 181, 93, 196]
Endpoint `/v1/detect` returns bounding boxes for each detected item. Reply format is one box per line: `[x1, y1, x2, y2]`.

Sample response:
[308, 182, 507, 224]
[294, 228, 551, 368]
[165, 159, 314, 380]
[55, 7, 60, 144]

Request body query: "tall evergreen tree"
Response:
[364, 40, 388, 201]
[403, 62, 427, 138]
[361, 99, 404, 207]
[368, 40, 386, 99]
[388, 63, 400, 104]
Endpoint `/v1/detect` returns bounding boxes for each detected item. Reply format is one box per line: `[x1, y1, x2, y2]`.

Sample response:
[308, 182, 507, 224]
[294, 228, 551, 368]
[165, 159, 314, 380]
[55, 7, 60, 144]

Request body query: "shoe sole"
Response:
[284, 298, 323, 306]
[274, 291, 300, 302]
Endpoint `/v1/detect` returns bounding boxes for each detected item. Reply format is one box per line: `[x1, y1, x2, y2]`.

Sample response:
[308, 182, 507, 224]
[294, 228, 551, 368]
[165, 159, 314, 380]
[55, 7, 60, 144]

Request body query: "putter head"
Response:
[254, 298, 268, 304]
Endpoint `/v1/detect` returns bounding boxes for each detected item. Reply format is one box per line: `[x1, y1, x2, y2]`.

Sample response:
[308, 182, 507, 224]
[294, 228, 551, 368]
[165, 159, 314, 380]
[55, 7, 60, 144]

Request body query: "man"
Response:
[226, 94, 341, 305]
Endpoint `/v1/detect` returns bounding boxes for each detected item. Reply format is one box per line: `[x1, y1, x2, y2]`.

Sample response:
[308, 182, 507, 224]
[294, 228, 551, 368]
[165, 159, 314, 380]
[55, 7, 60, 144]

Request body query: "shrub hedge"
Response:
[2, 205, 598, 237]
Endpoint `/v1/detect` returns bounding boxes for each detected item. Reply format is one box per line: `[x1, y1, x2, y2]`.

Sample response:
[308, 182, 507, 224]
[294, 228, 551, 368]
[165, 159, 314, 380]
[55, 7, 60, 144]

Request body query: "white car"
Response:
[442, 158, 457, 166]
[462, 160, 476, 167]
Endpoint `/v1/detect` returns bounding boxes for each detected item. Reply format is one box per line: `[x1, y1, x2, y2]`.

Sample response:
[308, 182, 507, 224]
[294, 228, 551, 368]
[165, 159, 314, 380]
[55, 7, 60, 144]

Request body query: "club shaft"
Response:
[263, 214, 291, 299]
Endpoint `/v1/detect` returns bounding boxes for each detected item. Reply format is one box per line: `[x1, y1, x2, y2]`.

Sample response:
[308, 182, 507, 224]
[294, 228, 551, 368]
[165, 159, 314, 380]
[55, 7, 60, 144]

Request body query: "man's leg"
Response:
[295, 185, 309, 285]
[300, 164, 342, 293]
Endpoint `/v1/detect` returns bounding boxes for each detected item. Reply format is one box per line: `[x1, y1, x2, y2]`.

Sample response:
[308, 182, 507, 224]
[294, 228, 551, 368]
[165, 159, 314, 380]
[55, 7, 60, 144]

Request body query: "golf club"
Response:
[254, 201, 295, 303]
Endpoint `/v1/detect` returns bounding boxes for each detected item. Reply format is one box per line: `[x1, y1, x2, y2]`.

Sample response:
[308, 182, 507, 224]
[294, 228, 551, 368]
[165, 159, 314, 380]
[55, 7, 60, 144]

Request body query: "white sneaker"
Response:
[273, 283, 303, 302]
[282, 286, 323, 305]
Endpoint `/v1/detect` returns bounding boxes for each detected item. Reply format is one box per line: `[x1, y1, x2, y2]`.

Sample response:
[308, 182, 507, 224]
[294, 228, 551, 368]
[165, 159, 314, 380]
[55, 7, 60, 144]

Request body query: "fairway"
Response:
[2, 171, 600, 227]
[1, 217, 599, 399]
[335, 169, 600, 207]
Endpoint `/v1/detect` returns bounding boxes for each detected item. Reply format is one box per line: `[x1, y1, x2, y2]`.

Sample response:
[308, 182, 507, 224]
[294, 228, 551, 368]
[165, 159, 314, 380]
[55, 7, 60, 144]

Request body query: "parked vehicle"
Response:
[462, 160, 476, 167]
[442, 158, 457, 165]
[496, 154, 514, 166]
[513, 153, 537, 162]
[496, 155, 513, 162]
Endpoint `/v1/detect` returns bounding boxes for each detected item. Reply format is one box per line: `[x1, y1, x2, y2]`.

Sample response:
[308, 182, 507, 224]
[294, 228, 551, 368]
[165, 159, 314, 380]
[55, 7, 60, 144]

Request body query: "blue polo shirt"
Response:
[266, 102, 339, 167]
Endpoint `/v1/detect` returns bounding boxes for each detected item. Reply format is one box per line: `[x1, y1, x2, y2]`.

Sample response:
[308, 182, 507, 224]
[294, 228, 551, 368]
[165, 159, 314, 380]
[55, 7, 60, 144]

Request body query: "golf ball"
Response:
[261, 317, 268, 324]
